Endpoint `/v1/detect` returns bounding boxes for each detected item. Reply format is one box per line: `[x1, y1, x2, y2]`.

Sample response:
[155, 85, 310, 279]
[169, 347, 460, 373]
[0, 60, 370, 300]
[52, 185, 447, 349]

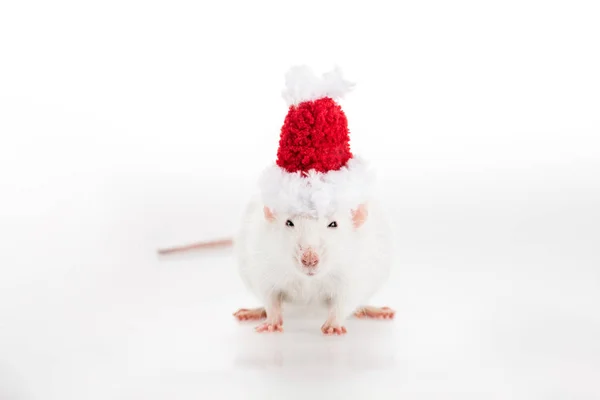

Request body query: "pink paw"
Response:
[233, 308, 267, 321]
[255, 321, 283, 333]
[321, 322, 347, 336]
[354, 306, 395, 320]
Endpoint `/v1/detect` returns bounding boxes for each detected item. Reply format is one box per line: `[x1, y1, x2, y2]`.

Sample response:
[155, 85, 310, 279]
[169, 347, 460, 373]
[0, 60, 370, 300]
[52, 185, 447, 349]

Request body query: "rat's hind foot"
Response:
[233, 307, 267, 321]
[354, 306, 395, 320]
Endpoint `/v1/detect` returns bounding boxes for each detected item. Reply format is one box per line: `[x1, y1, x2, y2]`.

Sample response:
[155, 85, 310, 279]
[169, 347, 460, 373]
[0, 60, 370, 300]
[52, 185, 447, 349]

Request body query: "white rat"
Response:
[231, 194, 394, 335]
[157, 65, 396, 335]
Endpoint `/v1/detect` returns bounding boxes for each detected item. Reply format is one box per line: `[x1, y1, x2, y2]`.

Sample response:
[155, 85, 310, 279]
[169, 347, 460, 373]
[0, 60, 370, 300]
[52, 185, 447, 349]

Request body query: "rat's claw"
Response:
[255, 321, 283, 333]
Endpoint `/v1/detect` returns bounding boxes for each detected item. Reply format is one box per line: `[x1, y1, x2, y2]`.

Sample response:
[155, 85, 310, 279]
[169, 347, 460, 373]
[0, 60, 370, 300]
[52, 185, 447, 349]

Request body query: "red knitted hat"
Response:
[259, 65, 374, 218]
[276, 96, 352, 174]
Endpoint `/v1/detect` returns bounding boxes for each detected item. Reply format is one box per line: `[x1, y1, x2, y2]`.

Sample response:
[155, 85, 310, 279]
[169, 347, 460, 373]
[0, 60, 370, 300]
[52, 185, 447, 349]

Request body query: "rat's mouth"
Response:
[301, 267, 321, 277]
[295, 263, 319, 277]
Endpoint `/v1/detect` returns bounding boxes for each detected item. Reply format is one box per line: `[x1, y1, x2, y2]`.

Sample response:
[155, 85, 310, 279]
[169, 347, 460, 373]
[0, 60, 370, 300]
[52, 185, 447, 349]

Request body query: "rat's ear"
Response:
[351, 203, 368, 228]
[263, 206, 275, 222]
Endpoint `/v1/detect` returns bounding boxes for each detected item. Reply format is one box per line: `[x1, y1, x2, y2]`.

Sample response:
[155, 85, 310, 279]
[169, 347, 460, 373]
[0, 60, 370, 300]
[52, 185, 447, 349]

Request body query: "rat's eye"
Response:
[286, 220, 294, 227]
[328, 221, 338, 228]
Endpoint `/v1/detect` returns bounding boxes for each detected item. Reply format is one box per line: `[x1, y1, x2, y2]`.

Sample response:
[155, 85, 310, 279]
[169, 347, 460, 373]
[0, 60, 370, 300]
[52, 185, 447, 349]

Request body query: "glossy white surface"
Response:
[1, 175, 599, 399]
[1, 0, 599, 398]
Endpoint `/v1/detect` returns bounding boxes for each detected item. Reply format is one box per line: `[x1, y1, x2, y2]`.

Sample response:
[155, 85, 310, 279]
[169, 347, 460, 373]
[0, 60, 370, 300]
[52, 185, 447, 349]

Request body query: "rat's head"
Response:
[262, 204, 368, 277]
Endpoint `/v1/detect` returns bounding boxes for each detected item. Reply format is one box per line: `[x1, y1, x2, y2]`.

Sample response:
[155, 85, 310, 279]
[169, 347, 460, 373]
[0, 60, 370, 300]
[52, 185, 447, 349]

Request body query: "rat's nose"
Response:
[301, 249, 319, 268]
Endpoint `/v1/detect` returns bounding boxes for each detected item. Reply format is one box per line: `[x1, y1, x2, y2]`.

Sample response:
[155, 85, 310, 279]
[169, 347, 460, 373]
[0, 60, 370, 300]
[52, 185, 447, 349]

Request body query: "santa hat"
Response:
[258, 65, 375, 219]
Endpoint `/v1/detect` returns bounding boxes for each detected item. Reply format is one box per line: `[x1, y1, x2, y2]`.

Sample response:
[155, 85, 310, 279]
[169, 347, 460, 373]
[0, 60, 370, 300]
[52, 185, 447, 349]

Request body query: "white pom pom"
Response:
[281, 65, 355, 106]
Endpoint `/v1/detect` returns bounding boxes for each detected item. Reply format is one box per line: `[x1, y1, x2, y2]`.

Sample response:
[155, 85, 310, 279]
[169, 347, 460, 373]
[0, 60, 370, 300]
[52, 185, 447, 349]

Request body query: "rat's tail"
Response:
[157, 238, 233, 255]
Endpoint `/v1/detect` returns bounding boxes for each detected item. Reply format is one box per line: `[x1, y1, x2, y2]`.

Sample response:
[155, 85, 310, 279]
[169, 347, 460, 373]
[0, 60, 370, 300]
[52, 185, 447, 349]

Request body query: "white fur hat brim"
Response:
[258, 156, 375, 218]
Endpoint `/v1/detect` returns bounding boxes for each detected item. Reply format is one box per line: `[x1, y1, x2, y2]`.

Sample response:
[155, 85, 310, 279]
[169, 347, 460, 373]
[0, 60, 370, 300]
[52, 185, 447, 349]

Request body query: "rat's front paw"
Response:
[321, 321, 347, 336]
[255, 320, 283, 333]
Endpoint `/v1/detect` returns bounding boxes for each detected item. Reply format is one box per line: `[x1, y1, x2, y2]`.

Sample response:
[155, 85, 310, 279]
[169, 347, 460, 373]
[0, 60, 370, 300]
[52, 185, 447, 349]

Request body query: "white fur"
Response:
[234, 194, 393, 326]
[281, 65, 355, 106]
[258, 156, 376, 219]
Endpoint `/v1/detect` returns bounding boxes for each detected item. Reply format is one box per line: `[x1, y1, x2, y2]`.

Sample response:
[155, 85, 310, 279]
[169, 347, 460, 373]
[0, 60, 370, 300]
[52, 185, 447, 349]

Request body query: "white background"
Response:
[1, 0, 599, 399]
